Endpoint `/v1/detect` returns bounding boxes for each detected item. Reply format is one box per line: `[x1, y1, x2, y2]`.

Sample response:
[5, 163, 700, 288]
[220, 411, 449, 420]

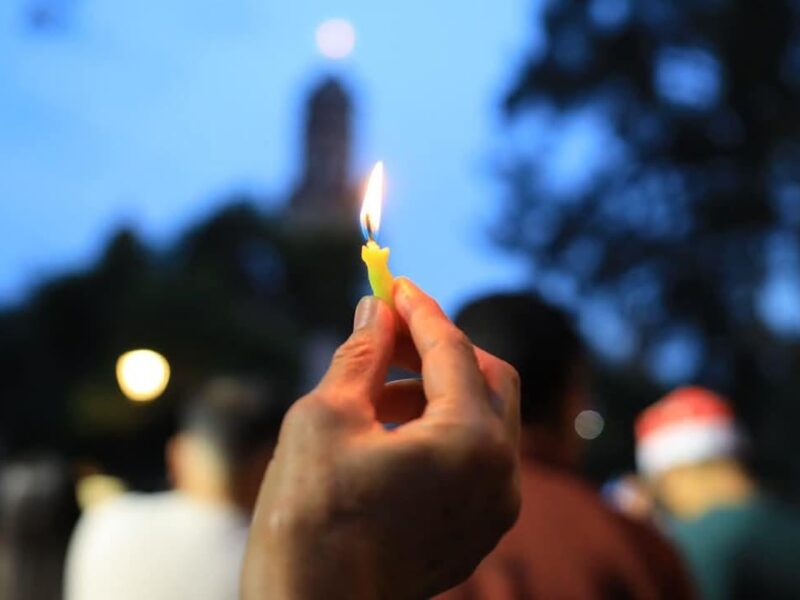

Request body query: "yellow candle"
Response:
[361, 240, 394, 304]
[359, 161, 395, 305]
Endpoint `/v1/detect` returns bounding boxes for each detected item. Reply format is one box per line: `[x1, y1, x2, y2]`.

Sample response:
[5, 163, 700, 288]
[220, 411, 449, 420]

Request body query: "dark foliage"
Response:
[500, 0, 800, 487]
[0, 199, 362, 486]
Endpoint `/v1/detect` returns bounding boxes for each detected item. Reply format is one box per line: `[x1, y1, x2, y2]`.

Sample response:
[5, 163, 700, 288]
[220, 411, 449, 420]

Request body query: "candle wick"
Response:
[366, 215, 375, 242]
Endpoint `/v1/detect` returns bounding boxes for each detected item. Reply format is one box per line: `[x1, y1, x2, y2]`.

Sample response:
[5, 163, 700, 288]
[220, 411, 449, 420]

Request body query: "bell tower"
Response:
[288, 77, 356, 226]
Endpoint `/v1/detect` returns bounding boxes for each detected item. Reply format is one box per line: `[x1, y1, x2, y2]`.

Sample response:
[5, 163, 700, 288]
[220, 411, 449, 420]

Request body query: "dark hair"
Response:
[181, 377, 289, 466]
[0, 456, 80, 600]
[455, 293, 585, 426]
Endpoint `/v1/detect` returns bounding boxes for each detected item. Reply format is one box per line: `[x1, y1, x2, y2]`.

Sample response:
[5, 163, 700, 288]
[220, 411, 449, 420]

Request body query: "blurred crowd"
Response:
[0, 291, 798, 600]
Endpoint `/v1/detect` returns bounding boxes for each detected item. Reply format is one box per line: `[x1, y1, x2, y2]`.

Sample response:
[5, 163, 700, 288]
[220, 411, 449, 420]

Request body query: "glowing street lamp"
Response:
[115, 349, 170, 402]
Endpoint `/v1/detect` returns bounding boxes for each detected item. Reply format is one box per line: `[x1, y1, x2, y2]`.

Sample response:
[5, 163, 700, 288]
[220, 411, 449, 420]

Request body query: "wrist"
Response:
[244, 498, 381, 600]
[243, 499, 314, 599]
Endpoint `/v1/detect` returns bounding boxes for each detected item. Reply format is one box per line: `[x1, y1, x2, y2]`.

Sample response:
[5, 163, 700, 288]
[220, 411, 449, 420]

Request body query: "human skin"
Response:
[241, 278, 521, 600]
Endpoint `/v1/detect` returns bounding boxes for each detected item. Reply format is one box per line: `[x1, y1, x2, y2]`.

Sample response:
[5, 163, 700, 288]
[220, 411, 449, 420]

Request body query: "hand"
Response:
[241, 278, 521, 600]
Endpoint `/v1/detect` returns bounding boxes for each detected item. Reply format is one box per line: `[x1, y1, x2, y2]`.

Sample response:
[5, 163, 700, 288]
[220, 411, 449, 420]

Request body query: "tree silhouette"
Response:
[0, 199, 362, 486]
[500, 0, 800, 383]
[499, 0, 800, 485]
[0, 71, 362, 486]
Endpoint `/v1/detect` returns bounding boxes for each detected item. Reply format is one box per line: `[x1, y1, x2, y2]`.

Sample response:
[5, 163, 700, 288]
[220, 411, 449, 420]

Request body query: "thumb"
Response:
[316, 296, 396, 409]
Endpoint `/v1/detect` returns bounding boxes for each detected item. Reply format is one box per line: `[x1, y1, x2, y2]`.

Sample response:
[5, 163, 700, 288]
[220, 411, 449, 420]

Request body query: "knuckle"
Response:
[332, 333, 377, 374]
[281, 396, 310, 429]
[410, 435, 441, 467]
[474, 428, 517, 489]
[503, 362, 521, 395]
[282, 393, 343, 433]
[436, 327, 473, 355]
[406, 292, 439, 318]
[488, 356, 520, 395]
[388, 431, 438, 473]
[443, 421, 514, 474]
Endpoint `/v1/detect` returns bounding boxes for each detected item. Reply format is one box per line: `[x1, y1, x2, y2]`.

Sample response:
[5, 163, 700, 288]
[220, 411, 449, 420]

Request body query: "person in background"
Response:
[65, 377, 286, 600]
[636, 386, 800, 600]
[439, 293, 694, 600]
[0, 455, 80, 600]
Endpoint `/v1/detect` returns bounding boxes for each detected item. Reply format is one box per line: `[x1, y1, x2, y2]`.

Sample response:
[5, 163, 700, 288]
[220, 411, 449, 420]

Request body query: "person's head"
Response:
[635, 386, 753, 518]
[167, 377, 288, 513]
[455, 292, 588, 464]
[0, 455, 79, 600]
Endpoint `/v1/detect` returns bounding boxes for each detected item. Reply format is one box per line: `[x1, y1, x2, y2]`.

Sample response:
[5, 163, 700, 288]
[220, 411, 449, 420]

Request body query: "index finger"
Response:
[393, 278, 491, 419]
[474, 346, 521, 446]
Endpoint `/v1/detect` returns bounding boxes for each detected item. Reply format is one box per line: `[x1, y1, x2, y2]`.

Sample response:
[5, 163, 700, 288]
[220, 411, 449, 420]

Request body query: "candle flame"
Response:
[360, 161, 384, 241]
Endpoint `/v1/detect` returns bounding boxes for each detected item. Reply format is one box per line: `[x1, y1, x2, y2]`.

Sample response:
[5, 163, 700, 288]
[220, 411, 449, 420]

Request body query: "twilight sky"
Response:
[0, 0, 541, 313]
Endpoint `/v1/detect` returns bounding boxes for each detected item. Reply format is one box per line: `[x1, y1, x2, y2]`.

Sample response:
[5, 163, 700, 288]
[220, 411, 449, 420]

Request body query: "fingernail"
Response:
[353, 296, 379, 331]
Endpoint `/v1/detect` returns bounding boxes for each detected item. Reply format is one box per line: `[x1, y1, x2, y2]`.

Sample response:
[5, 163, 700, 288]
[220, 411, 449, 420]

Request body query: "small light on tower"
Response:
[315, 18, 356, 60]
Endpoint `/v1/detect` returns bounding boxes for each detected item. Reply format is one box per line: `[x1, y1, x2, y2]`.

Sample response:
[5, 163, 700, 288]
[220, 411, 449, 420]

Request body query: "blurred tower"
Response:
[284, 77, 362, 390]
[287, 77, 357, 227]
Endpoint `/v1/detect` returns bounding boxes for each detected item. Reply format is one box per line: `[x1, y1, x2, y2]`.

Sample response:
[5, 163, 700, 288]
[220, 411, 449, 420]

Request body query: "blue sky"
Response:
[0, 0, 537, 313]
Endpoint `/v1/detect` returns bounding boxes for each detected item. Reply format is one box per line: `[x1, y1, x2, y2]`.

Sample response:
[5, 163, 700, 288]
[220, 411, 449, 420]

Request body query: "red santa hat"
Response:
[635, 386, 742, 479]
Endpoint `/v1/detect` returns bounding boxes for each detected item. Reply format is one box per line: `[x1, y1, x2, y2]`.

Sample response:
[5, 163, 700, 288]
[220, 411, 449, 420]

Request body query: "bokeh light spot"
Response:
[575, 409, 605, 440]
[315, 18, 356, 60]
[116, 349, 171, 402]
[654, 47, 722, 110]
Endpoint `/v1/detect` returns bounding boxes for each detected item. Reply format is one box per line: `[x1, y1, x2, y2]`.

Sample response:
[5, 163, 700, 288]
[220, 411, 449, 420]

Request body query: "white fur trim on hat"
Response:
[636, 418, 741, 478]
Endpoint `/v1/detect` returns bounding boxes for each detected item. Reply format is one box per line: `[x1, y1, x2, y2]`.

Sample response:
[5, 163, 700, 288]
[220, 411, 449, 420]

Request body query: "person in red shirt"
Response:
[439, 293, 694, 600]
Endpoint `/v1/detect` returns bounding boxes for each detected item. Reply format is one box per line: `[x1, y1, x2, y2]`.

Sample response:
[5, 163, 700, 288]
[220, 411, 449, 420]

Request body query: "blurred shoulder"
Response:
[70, 491, 178, 549]
[517, 461, 617, 517]
[521, 463, 696, 598]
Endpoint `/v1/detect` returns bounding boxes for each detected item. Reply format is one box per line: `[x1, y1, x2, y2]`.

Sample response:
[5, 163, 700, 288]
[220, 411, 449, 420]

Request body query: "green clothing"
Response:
[671, 497, 800, 600]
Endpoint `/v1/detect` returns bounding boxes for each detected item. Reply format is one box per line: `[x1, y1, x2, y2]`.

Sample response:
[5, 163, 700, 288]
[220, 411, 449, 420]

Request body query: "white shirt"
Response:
[65, 491, 249, 600]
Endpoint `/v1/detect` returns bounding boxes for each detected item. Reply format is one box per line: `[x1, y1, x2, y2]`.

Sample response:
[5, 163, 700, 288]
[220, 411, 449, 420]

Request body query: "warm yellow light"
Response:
[360, 161, 384, 240]
[315, 18, 356, 59]
[115, 349, 170, 402]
